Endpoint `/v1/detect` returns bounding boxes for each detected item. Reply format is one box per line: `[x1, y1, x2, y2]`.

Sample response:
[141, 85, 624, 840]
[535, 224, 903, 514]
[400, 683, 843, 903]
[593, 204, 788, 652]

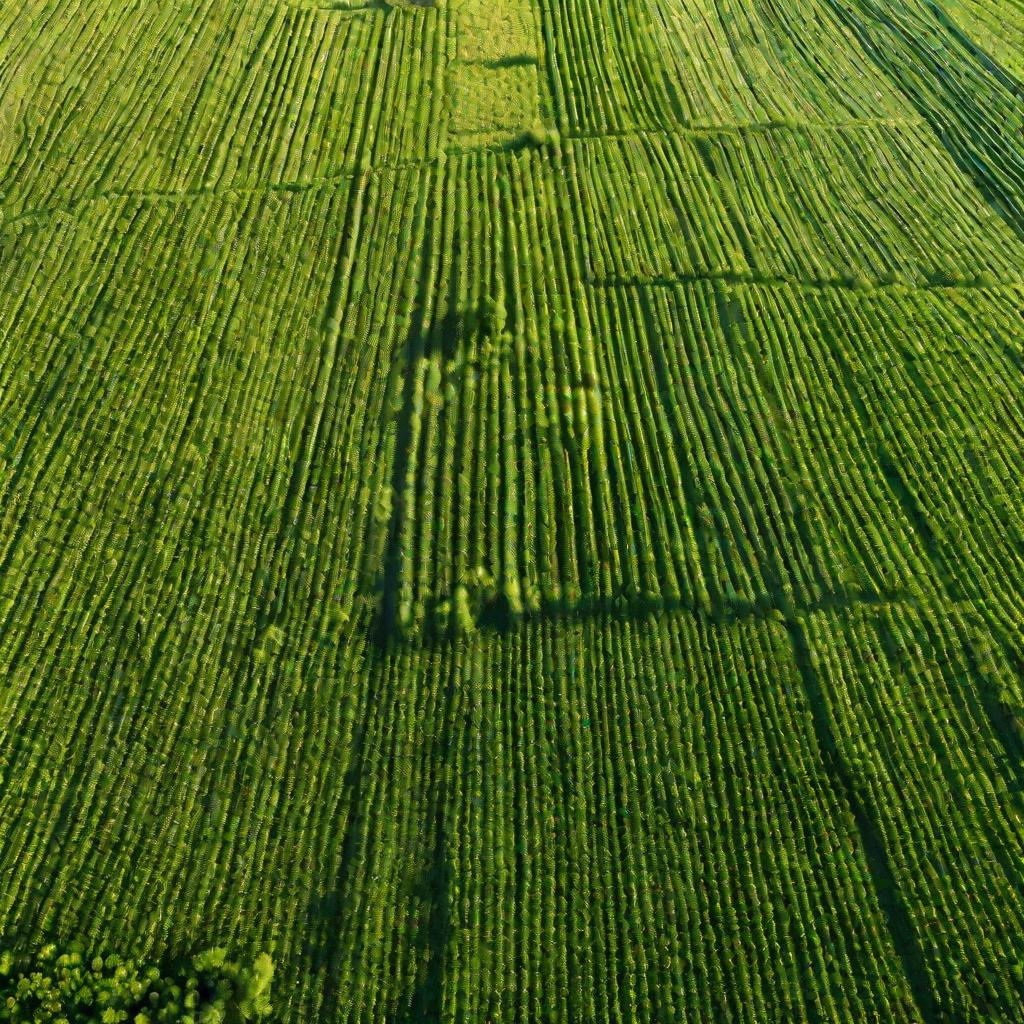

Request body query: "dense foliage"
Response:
[0, 947, 272, 1024]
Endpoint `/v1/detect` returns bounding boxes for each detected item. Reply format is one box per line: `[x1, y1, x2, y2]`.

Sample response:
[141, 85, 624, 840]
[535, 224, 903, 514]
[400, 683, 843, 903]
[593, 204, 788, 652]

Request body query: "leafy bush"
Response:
[0, 945, 273, 1023]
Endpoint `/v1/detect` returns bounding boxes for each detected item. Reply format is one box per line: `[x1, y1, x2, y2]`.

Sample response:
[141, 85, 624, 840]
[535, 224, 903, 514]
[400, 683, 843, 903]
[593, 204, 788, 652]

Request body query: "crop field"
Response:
[2, 0, 1024, 1019]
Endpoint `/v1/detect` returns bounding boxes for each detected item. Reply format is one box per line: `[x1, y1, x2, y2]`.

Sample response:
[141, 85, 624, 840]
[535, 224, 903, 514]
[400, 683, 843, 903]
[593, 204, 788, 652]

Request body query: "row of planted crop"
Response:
[0, 175, 405, 942]
[833, 0, 1024, 231]
[0, 0, 444, 223]
[387, 610, 938, 1021]
[539, 0, 919, 134]
[801, 601, 1024, 1020]
[558, 125, 1024, 291]
[379, 157, 1010, 637]
[810, 284, 1024, 641]
[381, 147, 663, 636]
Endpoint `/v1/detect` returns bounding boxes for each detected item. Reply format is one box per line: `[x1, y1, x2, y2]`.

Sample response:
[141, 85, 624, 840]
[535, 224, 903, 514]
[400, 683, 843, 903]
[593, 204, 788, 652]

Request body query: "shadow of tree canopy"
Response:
[376, 309, 477, 644]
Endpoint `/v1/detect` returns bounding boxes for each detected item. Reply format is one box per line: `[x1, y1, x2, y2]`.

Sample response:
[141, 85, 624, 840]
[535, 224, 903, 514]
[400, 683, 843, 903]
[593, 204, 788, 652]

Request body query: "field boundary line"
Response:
[564, 117, 925, 142]
[0, 155, 437, 236]
[368, 581, 978, 645]
[585, 270, 1024, 295]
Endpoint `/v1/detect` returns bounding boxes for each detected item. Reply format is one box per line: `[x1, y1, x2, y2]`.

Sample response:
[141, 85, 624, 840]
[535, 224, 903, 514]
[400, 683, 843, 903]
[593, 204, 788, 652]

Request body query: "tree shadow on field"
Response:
[786, 619, 941, 1024]
[392, 662, 458, 1023]
[375, 309, 477, 646]
[303, 642, 459, 1023]
[301, 712, 373, 1014]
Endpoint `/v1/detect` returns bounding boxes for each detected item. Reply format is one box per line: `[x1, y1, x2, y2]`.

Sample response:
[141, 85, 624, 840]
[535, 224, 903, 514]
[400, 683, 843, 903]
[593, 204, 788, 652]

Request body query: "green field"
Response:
[3, 0, 1024, 1019]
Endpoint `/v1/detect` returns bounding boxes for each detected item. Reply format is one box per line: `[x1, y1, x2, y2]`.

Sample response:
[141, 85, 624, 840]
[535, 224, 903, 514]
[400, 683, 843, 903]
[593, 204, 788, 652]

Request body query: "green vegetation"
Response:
[2, 0, 1024, 1020]
[0, 946, 272, 1023]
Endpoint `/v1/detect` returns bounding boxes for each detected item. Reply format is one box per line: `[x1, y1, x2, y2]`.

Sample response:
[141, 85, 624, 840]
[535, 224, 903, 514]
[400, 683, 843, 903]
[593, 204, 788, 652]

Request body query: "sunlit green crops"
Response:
[2, 0, 1024, 1020]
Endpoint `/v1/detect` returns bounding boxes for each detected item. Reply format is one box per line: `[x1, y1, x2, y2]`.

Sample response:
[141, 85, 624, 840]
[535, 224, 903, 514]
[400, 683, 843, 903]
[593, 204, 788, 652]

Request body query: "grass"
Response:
[2, 0, 1024, 1020]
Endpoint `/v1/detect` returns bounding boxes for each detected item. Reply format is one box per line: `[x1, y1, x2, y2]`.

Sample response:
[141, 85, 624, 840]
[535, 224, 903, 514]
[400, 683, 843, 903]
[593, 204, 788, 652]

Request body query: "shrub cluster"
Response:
[0, 946, 272, 1024]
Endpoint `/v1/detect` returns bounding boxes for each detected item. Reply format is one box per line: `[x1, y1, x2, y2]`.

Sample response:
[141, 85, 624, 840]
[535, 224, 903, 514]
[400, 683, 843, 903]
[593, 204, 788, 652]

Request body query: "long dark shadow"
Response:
[786, 618, 941, 1024]
[394, 667, 457, 1023]
[377, 310, 474, 645]
[825, 0, 1024, 247]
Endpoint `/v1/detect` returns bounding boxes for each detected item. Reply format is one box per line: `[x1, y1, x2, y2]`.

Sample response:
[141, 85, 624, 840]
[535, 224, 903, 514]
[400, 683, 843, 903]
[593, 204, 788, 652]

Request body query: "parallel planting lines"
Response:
[2, 0, 1024, 1021]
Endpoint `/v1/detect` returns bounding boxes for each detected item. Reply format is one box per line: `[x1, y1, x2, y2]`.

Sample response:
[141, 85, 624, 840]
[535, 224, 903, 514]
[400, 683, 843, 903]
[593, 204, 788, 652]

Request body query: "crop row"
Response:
[539, 0, 919, 133]
[563, 125, 1024, 288]
[801, 601, 1024, 1020]
[0, 156, 441, 937]
[830, 0, 1024, 237]
[373, 142, 1024, 638]
[0, 0, 444, 222]
[942, 0, 1024, 79]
